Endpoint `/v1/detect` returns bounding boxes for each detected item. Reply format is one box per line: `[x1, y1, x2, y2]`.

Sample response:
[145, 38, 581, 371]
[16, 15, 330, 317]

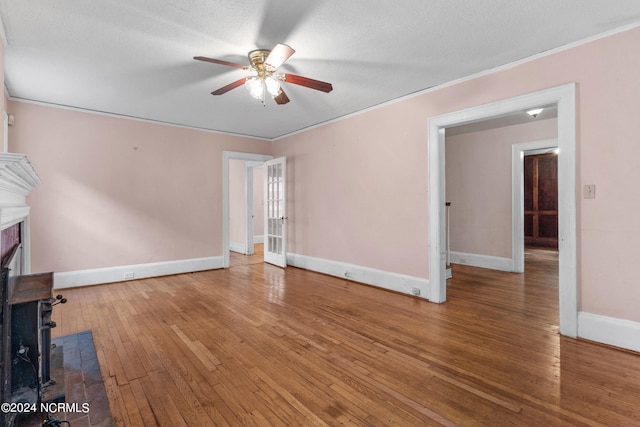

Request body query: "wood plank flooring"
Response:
[50, 246, 640, 426]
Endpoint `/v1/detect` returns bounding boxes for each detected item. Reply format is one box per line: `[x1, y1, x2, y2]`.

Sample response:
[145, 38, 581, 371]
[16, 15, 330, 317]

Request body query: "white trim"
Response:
[254, 235, 264, 244]
[511, 139, 558, 273]
[223, 151, 273, 268]
[0, 153, 42, 200]
[428, 123, 447, 303]
[21, 217, 32, 274]
[0, 206, 31, 230]
[449, 251, 512, 272]
[229, 242, 246, 254]
[53, 256, 223, 289]
[428, 83, 577, 337]
[287, 253, 430, 299]
[0, 153, 41, 275]
[578, 312, 640, 353]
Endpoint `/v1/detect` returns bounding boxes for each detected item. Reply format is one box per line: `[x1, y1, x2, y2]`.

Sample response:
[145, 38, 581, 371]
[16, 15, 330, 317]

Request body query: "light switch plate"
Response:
[584, 184, 596, 199]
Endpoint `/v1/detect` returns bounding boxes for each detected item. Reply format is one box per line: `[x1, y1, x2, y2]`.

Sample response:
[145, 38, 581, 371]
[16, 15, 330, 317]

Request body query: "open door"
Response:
[264, 157, 287, 267]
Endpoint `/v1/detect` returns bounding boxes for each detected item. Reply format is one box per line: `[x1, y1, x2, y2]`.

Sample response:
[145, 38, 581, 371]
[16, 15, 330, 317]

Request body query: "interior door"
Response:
[524, 153, 558, 248]
[264, 157, 287, 267]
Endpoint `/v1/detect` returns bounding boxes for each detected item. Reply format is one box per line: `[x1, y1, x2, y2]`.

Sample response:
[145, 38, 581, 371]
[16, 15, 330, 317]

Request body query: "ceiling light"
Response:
[264, 76, 281, 97]
[527, 108, 544, 118]
[245, 77, 264, 100]
[245, 75, 282, 103]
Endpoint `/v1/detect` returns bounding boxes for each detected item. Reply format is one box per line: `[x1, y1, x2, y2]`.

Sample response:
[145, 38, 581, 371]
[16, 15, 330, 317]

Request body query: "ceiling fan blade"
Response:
[211, 78, 246, 95]
[265, 43, 295, 71]
[283, 74, 333, 93]
[273, 88, 290, 105]
[194, 56, 247, 69]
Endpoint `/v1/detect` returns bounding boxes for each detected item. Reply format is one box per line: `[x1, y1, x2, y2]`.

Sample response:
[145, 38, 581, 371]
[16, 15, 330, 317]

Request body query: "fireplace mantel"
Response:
[0, 153, 41, 230]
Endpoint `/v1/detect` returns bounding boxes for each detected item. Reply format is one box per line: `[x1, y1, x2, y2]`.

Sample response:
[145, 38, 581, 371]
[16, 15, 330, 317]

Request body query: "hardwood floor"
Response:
[50, 247, 640, 426]
[229, 244, 265, 267]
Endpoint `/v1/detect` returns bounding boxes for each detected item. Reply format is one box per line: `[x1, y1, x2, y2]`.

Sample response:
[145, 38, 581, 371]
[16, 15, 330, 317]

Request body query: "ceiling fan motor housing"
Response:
[248, 49, 272, 76]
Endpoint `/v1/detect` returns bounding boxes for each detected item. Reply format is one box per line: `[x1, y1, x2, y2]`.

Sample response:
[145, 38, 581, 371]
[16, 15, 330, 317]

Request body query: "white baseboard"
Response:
[287, 253, 430, 299]
[578, 312, 640, 353]
[53, 256, 224, 289]
[231, 238, 263, 254]
[230, 241, 246, 254]
[450, 251, 513, 272]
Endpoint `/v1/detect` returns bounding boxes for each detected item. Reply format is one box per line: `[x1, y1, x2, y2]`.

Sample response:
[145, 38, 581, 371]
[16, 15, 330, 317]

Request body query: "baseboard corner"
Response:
[578, 311, 640, 353]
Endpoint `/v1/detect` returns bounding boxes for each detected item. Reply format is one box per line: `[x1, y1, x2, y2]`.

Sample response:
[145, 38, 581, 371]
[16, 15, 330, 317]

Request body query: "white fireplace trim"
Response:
[0, 153, 41, 274]
[0, 153, 41, 197]
[0, 206, 31, 230]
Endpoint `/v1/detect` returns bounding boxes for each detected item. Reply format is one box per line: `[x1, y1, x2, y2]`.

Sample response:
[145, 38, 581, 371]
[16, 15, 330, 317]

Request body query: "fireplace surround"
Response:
[0, 153, 66, 426]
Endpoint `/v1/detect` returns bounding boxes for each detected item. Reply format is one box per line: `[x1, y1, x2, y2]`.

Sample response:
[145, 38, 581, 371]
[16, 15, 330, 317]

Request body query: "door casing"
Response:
[427, 83, 577, 337]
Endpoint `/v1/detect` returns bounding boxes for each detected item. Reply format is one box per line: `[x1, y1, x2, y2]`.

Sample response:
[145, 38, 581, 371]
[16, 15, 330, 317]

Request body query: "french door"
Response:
[264, 157, 287, 267]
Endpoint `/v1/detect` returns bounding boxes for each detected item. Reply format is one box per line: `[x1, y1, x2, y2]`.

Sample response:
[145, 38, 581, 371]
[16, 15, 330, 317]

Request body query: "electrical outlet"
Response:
[584, 184, 596, 199]
[412, 288, 421, 296]
[124, 272, 135, 279]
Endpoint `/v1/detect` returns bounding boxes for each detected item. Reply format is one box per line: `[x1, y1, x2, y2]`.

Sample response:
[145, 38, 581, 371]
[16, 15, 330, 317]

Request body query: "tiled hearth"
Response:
[21, 331, 114, 427]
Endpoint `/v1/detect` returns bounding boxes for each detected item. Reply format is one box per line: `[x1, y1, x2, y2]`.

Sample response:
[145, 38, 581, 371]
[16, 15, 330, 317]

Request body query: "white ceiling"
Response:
[1, 1, 639, 140]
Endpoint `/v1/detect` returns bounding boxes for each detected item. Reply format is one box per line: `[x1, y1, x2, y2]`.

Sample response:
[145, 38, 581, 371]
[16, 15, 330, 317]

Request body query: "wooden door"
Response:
[524, 153, 558, 248]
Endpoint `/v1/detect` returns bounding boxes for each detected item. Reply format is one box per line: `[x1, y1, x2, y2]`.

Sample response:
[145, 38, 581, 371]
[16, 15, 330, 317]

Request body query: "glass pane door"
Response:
[264, 157, 286, 267]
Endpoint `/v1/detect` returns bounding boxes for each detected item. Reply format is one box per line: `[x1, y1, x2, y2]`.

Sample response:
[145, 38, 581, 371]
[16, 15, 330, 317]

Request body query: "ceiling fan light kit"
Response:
[195, 43, 333, 105]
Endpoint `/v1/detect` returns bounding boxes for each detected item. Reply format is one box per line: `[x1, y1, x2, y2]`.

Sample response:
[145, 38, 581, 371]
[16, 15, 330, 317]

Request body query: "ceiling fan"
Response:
[194, 43, 333, 105]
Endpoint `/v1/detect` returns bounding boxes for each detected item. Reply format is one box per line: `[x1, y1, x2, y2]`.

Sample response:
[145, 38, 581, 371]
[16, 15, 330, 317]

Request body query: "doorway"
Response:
[229, 160, 264, 256]
[428, 83, 577, 337]
[512, 139, 558, 273]
[223, 152, 273, 268]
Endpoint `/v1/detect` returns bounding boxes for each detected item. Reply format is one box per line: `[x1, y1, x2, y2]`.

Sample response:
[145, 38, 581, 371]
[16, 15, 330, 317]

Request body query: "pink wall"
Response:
[8, 101, 271, 272]
[273, 106, 430, 279]
[446, 119, 558, 258]
[274, 26, 640, 322]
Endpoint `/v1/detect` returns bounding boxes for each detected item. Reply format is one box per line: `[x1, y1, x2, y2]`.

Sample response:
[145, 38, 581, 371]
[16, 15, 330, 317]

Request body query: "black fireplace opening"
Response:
[1, 242, 66, 426]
